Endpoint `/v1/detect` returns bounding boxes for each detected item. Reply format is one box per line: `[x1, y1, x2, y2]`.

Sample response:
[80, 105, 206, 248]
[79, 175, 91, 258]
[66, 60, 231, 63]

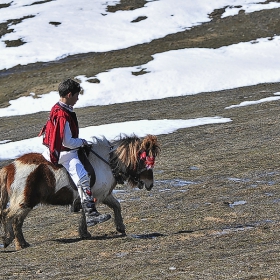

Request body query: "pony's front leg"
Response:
[103, 193, 126, 235]
[78, 210, 91, 239]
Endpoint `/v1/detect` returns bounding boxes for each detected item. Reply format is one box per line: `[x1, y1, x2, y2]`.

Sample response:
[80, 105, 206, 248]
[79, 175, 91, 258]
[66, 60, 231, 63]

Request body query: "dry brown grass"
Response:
[1, 1, 280, 279]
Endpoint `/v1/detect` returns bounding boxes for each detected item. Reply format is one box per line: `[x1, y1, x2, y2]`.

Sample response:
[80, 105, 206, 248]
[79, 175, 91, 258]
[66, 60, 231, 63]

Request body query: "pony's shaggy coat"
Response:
[0, 134, 160, 250]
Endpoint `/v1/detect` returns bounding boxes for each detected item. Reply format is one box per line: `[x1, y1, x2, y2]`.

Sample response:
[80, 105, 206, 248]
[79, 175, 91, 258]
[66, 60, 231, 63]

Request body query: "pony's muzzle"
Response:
[137, 181, 144, 189]
[145, 183, 153, 191]
[139, 169, 154, 191]
[137, 180, 153, 191]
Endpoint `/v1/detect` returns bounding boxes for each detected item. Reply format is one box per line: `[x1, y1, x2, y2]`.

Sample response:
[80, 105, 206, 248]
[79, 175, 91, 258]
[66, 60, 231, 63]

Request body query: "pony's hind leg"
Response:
[0, 166, 10, 229]
[3, 204, 32, 250]
[12, 206, 32, 250]
[103, 193, 126, 235]
[1, 208, 15, 248]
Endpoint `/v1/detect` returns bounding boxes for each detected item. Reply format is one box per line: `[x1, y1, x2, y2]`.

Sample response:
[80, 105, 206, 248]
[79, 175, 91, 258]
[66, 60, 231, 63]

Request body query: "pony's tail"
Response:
[0, 167, 9, 222]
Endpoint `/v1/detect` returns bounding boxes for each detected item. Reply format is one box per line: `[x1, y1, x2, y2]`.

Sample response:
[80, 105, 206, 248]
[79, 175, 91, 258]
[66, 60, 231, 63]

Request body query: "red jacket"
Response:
[39, 102, 79, 164]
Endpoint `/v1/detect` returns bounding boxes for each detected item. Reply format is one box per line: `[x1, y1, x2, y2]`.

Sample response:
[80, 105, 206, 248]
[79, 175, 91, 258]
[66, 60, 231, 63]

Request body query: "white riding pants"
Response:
[58, 150, 91, 202]
[58, 150, 88, 185]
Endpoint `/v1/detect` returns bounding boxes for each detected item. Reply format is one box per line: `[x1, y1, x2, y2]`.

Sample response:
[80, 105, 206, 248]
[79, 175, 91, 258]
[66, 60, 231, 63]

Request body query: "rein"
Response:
[88, 146, 145, 185]
[88, 146, 127, 184]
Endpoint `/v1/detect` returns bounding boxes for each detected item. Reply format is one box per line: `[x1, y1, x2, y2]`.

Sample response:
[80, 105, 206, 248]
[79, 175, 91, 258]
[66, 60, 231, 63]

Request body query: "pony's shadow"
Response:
[0, 249, 16, 253]
[0, 232, 166, 250]
[54, 232, 126, 244]
[0, 230, 202, 251]
[54, 231, 167, 244]
[0, 234, 126, 251]
[129, 232, 165, 239]
[175, 229, 195, 234]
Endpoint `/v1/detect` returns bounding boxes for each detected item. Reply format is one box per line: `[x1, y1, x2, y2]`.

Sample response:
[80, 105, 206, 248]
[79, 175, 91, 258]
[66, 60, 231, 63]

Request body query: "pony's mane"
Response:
[140, 134, 160, 158]
[90, 136, 111, 148]
[86, 136, 112, 160]
[110, 134, 141, 170]
[110, 134, 160, 170]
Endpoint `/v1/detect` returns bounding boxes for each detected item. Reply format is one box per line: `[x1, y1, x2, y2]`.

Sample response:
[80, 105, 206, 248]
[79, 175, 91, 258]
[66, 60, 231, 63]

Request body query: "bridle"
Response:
[87, 146, 155, 185]
[138, 150, 155, 172]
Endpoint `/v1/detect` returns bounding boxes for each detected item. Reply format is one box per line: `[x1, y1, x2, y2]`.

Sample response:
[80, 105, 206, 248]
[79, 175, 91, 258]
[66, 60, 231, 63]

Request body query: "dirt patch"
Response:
[107, 0, 148, 12]
[1, 3, 280, 280]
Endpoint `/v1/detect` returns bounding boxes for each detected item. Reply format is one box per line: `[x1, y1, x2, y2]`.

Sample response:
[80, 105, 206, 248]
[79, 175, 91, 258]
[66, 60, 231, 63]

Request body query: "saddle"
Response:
[78, 145, 96, 188]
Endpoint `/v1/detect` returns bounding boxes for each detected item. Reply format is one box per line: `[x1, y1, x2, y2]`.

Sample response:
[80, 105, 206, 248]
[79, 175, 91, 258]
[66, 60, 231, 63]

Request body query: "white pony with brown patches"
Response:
[0, 134, 160, 250]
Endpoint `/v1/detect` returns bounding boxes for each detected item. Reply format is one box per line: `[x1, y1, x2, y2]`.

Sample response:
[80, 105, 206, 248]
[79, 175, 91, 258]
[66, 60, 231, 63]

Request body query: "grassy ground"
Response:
[1, 1, 280, 279]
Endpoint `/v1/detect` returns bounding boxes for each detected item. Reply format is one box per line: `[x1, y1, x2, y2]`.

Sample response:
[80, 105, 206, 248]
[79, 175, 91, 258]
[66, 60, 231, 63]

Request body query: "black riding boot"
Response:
[82, 200, 111, 227]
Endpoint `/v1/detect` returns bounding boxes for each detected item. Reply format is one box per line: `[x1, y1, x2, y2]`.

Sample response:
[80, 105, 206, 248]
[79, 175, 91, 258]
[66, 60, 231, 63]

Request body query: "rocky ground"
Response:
[1, 1, 280, 279]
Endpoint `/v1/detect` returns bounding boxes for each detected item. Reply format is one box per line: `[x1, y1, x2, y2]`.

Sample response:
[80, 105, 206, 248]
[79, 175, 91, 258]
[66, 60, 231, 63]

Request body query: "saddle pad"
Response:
[78, 147, 96, 187]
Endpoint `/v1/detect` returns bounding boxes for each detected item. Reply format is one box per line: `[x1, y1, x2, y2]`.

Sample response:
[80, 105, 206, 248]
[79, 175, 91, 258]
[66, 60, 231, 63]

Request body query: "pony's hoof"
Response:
[116, 225, 126, 235]
[15, 241, 30, 250]
[2, 237, 11, 248]
[80, 231, 91, 239]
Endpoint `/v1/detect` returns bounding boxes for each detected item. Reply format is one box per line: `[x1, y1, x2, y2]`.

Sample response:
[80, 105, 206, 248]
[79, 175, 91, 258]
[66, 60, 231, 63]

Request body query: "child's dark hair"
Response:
[58, 79, 81, 97]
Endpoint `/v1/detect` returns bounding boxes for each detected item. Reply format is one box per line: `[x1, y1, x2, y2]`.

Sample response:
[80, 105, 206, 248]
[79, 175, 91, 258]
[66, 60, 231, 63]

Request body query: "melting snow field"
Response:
[1, 0, 280, 161]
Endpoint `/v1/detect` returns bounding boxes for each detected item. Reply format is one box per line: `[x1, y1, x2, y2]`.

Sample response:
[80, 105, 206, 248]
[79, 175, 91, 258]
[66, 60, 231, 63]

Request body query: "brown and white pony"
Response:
[0, 134, 160, 250]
